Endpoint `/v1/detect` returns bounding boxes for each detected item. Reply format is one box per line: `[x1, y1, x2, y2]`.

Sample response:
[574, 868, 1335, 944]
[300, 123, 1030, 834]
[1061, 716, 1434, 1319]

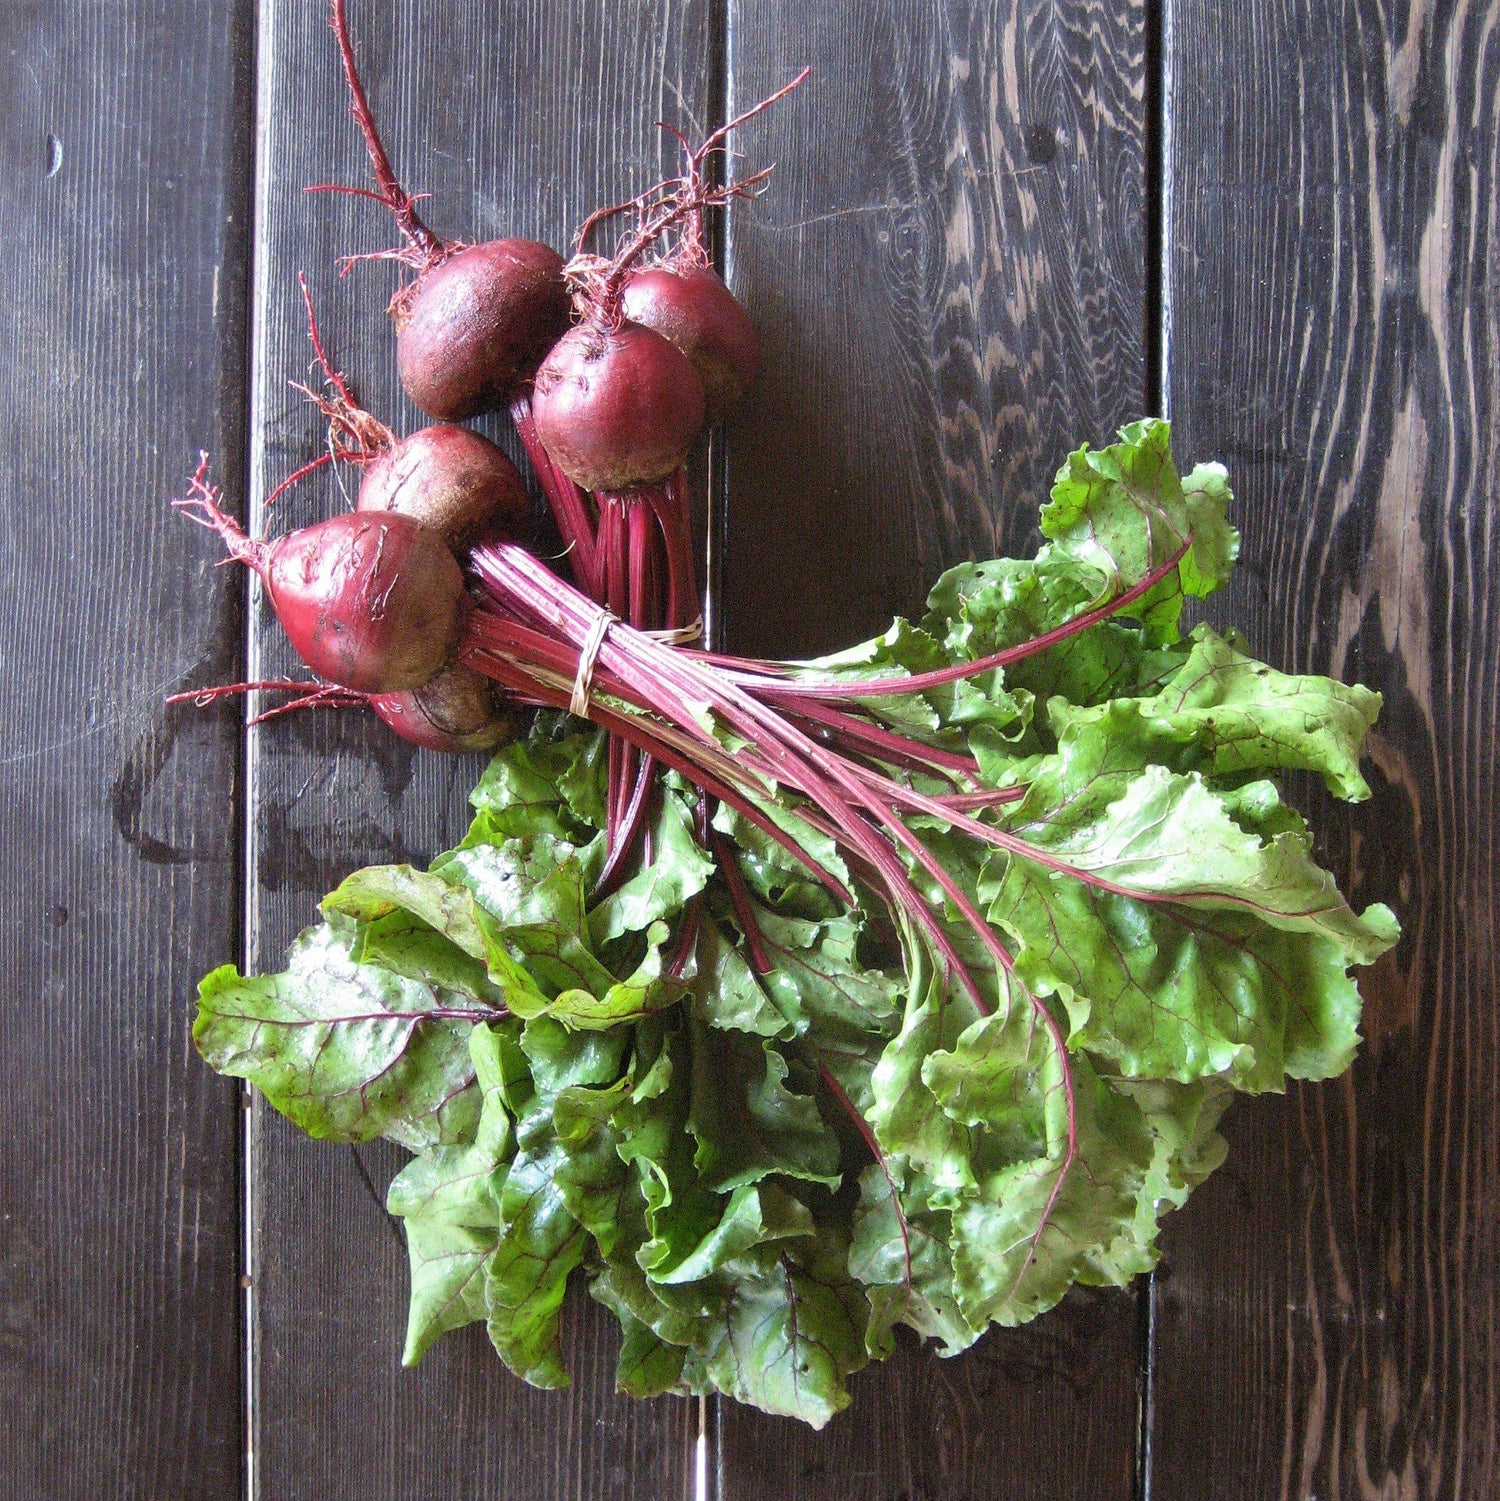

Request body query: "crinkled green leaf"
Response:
[510, 922, 684, 1030]
[688, 1022, 843, 1192]
[946, 1044, 1155, 1327]
[349, 911, 507, 1007]
[849, 1162, 981, 1358]
[388, 1024, 516, 1363]
[712, 793, 849, 917]
[612, 1028, 731, 1295]
[436, 838, 618, 998]
[599, 1293, 689, 1398]
[482, 1018, 630, 1387]
[654, 1182, 816, 1286]
[690, 913, 792, 1038]
[1050, 626, 1383, 800]
[1040, 417, 1239, 635]
[788, 613, 1030, 744]
[589, 785, 715, 946]
[484, 1156, 585, 1388]
[986, 728, 1396, 1085]
[467, 727, 602, 838]
[193, 919, 490, 1149]
[924, 550, 1179, 712]
[1006, 730, 1398, 954]
[324, 862, 489, 955]
[698, 1230, 870, 1428]
[868, 965, 984, 1204]
[754, 907, 902, 1109]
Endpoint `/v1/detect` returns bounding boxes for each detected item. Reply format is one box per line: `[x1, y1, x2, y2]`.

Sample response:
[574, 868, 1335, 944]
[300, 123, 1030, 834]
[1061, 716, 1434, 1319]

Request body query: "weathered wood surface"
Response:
[0, 2, 254, 1497]
[1150, 2, 1500, 1497]
[245, 2, 715, 1496]
[715, 2, 1148, 1495]
[8, 1, 1494, 1496]
[719, 0, 1150, 658]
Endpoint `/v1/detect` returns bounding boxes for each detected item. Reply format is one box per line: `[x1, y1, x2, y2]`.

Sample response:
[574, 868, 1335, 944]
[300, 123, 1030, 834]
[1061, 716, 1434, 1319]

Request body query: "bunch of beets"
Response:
[178, 2, 1398, 1427]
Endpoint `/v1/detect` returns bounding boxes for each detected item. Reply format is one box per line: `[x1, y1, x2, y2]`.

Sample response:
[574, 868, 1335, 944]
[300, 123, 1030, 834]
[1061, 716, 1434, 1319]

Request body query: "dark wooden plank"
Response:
[1150, 1, 1500, 1495]
[715, 2, 1148, 1493]
[245, 3, 717, 1495]
[718, 0, 1150, 658]
[0, 3, 253, 1497]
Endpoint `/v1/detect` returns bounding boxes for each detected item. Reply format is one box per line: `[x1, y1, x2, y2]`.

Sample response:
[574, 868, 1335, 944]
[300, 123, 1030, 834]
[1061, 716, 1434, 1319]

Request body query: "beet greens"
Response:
[191, 418, 1397, 1425]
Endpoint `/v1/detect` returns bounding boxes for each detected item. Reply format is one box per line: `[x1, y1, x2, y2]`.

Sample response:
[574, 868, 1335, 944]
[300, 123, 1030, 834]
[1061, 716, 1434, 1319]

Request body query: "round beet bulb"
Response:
[358, 424, 530, 551]
[370, 662, 517, 753]
[396, 239, 571, 421]
[620, 265, 759, 423]
[263, 512, 468, 693]
[531, 322, 706, 492]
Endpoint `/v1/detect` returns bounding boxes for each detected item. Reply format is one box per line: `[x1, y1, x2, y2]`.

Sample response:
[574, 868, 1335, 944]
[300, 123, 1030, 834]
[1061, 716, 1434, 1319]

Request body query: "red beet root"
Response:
[395, 239, 570, 420]
[358, 423, 530, 550]
[620, 265, 759, 422]
[370, 662, 516, 752]
[264, 513, 467, 692]
[175, 466, 467, 694]
[531, 322, 706, 491]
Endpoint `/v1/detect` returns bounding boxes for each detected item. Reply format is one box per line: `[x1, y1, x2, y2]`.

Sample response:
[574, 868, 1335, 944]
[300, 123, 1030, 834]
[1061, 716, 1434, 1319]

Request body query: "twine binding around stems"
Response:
[568, 610, 703, 717]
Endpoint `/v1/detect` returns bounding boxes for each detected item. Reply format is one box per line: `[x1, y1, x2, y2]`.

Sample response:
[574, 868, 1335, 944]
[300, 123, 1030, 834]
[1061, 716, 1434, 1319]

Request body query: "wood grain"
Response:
[718, 0, 1149, 658]
[1150, 1, 1500, 1495]
[245, 3, 716, 1495]
[0, 2, 253, 1496]
[714, 2, 1148, 1494]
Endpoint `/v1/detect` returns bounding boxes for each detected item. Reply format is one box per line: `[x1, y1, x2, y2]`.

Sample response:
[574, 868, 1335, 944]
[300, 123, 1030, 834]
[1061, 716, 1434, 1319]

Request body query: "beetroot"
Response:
[260, 513, 466, 693]
[370, 663, 516, 752]
[620, 265, 759, 422]
[176, 465, 467, 694]
[358, 423, 530, 549]
[394, 240, 570, 420]
[324, 2, 569, 421]
[531, 322, 706, 492]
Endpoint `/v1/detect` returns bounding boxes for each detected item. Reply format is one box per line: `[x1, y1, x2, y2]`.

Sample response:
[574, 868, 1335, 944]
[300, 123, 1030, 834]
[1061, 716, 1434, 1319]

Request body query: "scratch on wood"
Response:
[763, 200, 917, 233]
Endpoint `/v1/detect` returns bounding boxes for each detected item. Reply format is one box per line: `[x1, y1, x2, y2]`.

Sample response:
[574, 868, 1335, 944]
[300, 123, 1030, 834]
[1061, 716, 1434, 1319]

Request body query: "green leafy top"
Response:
[194, 419, 1396, 1426]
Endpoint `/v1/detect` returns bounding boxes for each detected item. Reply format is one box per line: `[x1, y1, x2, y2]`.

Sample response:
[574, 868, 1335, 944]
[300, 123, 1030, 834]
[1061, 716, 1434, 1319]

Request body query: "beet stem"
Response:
[646, 471, 700, 631]
[665, 897, 702, 980]
[595, 753, 655, 896]
[511, 397, 599, 596]
[461, 635, 848, 902]
[756, 538, 1194, 701]
[711, 827, 771, 975]
[779, 697, 977, 776]
[458, 541, 1081, 1260]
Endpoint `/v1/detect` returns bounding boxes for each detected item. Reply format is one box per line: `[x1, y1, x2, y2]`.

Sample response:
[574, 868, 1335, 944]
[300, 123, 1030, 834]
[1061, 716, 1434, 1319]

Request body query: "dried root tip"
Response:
[563, 166, 773, 325]
[166, 678, 367, 725]
[294, 273, 396, 465]
[171, 455, 264, 570]
[326, 0, 446, 270]
[563, 69, 808, 320]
